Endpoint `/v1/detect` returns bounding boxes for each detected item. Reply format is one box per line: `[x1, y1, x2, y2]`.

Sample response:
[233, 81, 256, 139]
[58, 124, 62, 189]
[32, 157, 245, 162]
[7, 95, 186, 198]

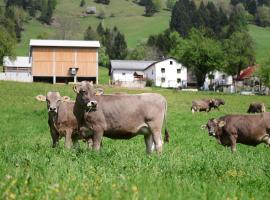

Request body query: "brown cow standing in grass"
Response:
[191, 99, 215, 113]
[36, 92, 83, 148]
[247, 102, 266, 113]
[73, 81, 169, 154]
[202, 113, 270, 152]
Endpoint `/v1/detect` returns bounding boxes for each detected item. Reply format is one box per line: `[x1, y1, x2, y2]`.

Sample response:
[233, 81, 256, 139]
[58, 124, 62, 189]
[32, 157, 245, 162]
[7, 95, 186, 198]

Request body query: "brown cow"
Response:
[212, 98, 225, 110]
[202, 113, 270, 152]
[247, 102, 265, 113]
[191, 99, 215, 113]
[36, 92, 83, 148]
[73, 81, 169, 154]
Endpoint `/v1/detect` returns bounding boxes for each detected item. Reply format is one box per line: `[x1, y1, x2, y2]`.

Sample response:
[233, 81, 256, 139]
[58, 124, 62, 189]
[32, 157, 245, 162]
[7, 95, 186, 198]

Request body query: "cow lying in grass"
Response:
[247, 102, 265, 113]
[73, 81, 169, 154]
[202, 113, 270, 152]
[191, 98, 225, 113]
[36, 92, 82, 148]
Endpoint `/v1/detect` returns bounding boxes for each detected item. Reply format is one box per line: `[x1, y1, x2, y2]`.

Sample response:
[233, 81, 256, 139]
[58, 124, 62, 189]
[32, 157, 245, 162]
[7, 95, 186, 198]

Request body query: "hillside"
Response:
[2, 0, 270, 65]
[17, 0, 170, 55]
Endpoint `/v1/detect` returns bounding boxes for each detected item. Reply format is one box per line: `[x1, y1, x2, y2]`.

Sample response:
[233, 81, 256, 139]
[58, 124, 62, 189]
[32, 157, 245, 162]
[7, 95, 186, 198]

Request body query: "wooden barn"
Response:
[30, 39, 100, 84]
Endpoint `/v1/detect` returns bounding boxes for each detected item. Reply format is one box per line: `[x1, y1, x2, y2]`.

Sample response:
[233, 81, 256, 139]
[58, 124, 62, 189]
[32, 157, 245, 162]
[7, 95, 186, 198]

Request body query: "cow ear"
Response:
[89, 81, 94, 86]
[95, 88, 104, 96]
[201, 125, 206, 130]
[36, 95, 46, 102]
[73, 84, 79, 93]
[61, 96, 70, 102]
[218, 120, 226, 128]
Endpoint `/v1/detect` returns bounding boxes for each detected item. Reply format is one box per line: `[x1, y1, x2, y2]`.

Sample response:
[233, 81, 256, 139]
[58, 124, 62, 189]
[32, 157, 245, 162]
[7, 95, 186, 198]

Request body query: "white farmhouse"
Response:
[110, 60, 154, 82]
[144, 58, 187, 88]
[204, 71, 233, 86]
[0, 56, 32, 82]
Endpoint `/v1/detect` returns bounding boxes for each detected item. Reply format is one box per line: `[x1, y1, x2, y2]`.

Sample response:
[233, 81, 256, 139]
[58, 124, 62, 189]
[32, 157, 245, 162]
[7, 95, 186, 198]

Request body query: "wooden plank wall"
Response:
[32, 47, 97, 77]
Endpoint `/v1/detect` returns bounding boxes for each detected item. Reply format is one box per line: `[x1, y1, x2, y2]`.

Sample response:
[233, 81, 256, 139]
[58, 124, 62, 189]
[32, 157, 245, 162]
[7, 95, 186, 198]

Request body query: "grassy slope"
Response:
[17, 0, 170, 55]
[1, 81, 270, 199]
[248, 24, 270, 64]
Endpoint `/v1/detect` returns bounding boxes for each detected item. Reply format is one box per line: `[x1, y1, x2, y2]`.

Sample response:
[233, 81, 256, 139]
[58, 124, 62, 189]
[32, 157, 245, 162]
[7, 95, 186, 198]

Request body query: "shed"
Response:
[30, 39, 100, 84]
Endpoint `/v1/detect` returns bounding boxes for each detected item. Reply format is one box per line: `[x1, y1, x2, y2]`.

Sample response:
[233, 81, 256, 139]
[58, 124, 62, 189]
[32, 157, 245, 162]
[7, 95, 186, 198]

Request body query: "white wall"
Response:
[112, 70, 141, 82]
[148, 59, 187, 88]
[0, 72, 33, 82]
[205, 71, 233, 86]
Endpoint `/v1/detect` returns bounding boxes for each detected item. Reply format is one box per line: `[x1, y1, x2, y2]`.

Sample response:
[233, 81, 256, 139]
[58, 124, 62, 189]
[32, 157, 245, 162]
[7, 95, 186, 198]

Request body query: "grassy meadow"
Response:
[1, 80, 270, 199]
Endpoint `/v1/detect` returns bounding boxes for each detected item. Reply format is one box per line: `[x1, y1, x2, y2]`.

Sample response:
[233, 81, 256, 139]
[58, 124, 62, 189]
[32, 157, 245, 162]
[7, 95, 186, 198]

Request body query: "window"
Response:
[161, 68, 165, 73]
[177, 69, 181, 73]
[170, 61, 173, 65]
[161, 77, 165, 82]
[177, 78, 181, 83]
[122, 73, 126, 76]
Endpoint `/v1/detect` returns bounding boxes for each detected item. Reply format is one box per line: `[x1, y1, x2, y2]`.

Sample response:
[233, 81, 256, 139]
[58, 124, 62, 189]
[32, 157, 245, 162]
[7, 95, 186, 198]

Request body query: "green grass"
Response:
[98, 66, 109, 84]
[249, 24, 270, 64]
[1, 81, 270, 199]
[16, 0, 170, 55]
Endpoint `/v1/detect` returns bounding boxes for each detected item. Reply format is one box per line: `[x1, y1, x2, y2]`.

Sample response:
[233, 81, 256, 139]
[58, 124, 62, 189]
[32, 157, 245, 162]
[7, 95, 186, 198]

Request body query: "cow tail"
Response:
[164, 101, 170, 143]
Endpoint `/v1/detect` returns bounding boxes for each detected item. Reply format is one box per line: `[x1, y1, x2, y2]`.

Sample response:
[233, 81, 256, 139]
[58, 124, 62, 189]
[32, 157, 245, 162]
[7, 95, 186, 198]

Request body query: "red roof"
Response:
[237, 66, 257, 81]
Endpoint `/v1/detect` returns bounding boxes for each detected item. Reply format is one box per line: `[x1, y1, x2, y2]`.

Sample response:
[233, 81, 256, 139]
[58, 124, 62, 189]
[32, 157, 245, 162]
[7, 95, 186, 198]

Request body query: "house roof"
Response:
[237, 66, 257, 80]
[3, 56, 31, 68]
[144, 57, 179, 70]
[110, 60, 156, 71]
[30, 39, 100, 48]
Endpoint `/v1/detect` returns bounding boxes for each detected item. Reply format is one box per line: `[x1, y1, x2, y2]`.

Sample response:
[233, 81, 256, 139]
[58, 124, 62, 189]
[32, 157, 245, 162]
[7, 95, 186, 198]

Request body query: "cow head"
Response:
[36, 92, 70, 114]
[201, 118, 226, 137]
[73, 81, 103, 112]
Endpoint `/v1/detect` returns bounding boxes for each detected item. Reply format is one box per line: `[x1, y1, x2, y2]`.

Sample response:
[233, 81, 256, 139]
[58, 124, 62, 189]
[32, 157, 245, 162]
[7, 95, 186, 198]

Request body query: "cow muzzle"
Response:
[86, 100, 97, 112]
[48, 107, 57, 113]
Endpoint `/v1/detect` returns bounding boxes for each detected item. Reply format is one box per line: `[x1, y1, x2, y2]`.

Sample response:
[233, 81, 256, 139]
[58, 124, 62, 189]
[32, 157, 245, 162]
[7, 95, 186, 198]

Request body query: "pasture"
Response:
[1, 81, 270, 199]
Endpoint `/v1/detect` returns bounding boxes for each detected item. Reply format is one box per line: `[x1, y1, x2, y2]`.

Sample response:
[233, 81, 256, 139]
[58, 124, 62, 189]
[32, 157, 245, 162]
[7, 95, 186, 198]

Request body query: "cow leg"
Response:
[262, 135, 270, 147]
[92, 132, 103, 151]
[65, 129, 73, 149]
[50, 128, 59, 148]
[229, 135, 237, 152]
[87, 137, 93, 149]
[144, 134, 155, 154]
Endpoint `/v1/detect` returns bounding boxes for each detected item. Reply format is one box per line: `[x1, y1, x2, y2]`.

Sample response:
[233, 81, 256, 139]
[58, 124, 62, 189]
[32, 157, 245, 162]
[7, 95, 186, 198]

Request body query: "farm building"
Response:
[204, 71, 233, 88]
[0, 56, 32, 82]
[144, 58, 187, 88]
[110, 58, 187, 88]
[30, 39, 100, 84]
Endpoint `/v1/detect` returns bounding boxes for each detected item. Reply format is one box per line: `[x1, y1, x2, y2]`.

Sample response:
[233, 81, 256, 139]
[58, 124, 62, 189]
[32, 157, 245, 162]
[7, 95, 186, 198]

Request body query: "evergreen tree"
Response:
[170, 0, 192, 37]
[84, 25, 98, 40]
[246, 0, 257, 15]
[80, 0, 86, 7]
[97, 22, 105, 36]
[113, 32, 128, 59]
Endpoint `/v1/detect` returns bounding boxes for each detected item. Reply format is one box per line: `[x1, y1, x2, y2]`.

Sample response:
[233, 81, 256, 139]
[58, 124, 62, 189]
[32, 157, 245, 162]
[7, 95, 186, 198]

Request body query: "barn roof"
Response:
[30, 39, 100, 48]
[3, 56, 31, 68]
[237, 66, 257, 80]
[110, 60, 156, 71]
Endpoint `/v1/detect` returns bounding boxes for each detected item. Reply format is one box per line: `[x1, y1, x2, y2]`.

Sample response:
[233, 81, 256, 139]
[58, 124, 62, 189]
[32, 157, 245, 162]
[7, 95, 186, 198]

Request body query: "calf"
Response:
[36, 92, 80, 148]
[73, 81, 169, 154]
[191, 99, 215, 113]
[247, 102, 265, 113]
[202, 113, 270, 152]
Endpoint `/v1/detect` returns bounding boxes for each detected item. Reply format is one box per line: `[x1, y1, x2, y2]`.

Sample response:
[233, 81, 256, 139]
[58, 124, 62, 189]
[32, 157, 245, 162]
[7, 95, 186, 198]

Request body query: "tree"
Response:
[0, 27, 16, 65]
[80, 0, 86, 7]
[55, 16, 81, 39]
[170, 29, 224, 88]
[98, 46, 110, 67]
[255, 5, 270, 27]
[84, 25, 99, 40]
[170, 0, 192, 37]
[40, 0, 56, 24]
[223, 31, 255, 77]
[112, 32, 128, 59]
[97, 21, 105, 36]
[258, 58, 270, 87]
[166, 0, 176, 10]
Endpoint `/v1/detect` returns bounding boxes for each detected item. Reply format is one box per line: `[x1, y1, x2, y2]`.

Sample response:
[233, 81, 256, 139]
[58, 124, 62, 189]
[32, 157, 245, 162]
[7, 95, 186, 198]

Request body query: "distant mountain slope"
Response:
[16, 0, 170, 55]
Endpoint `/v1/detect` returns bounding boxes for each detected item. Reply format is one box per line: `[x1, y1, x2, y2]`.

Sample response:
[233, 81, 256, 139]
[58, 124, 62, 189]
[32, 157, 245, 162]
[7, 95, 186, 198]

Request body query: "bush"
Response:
[145, 78, 154, 87]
